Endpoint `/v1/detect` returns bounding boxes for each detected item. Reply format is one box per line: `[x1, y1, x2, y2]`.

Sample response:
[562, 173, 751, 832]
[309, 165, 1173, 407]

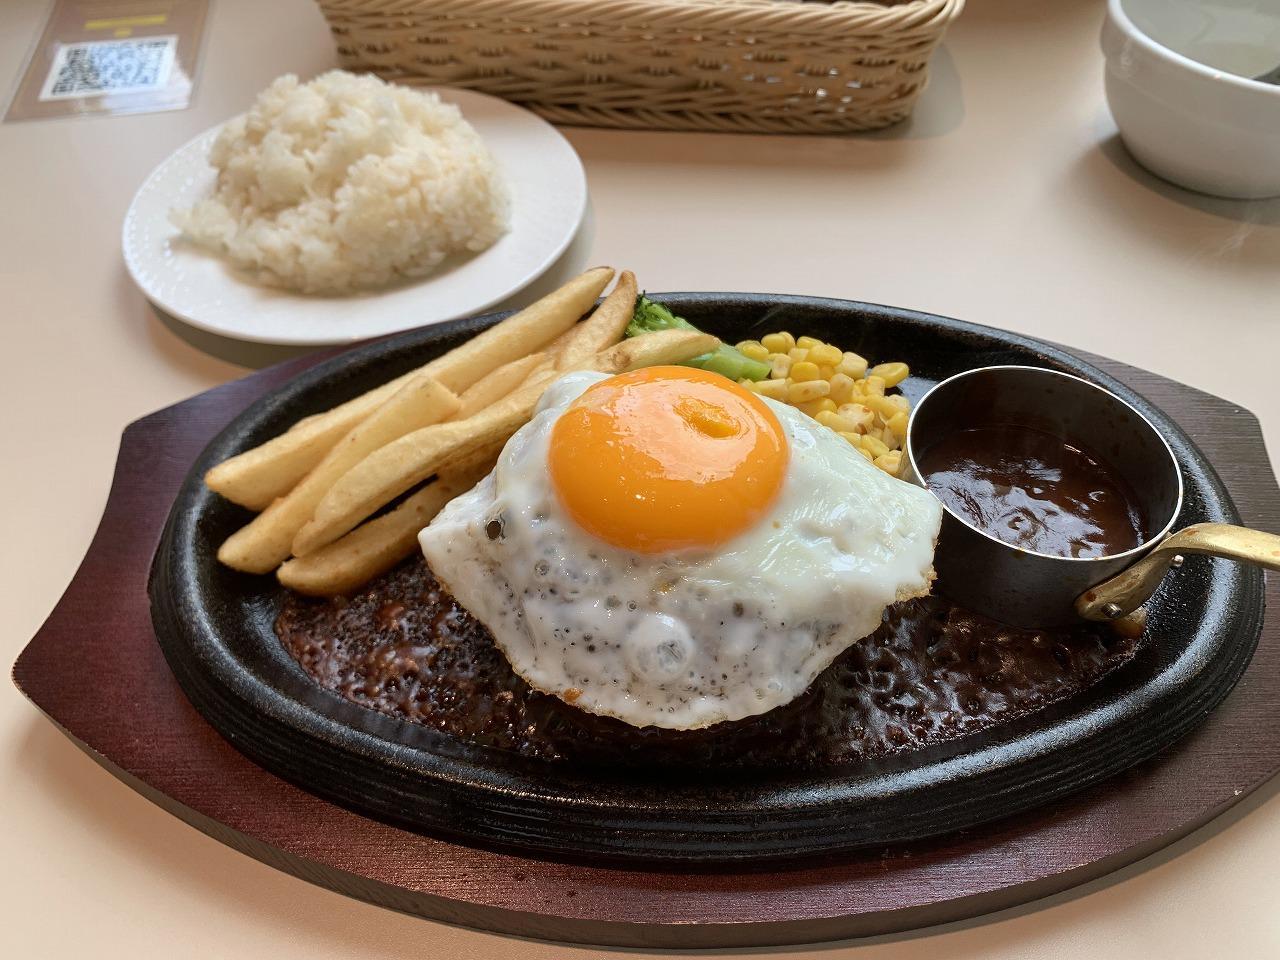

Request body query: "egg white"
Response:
[418, 370, 943, 730]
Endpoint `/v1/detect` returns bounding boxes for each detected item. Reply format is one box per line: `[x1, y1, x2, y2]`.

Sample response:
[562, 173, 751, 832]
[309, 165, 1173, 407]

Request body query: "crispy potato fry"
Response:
[204, 381, 407, 511]
[293, 371, 558, 557]
[203, 267, 613, 509]
[216, 375, 459, 574]
[554, 270, 638, 369]
[544, 324, 580, 360]
[277, 458, 493, 597]
[454, 351, 548, 420]
[588, 329, 721, 375]
[286, 412, 321, 432]
[424, 266, 613, 393]
[520, 355, 556, 386]
[290, 332, 719, 557]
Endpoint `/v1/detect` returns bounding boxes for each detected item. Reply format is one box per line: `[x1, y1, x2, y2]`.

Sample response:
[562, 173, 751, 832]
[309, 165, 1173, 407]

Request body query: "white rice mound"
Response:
[173, 71, 510, 295]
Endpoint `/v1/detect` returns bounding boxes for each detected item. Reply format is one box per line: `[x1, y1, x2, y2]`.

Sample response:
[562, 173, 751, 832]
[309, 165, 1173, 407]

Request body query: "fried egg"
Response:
[418, 366, 942, 729]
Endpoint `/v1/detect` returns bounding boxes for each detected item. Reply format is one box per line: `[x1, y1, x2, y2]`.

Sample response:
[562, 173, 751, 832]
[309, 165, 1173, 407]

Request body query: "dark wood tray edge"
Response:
[19, 697, 1272, 949]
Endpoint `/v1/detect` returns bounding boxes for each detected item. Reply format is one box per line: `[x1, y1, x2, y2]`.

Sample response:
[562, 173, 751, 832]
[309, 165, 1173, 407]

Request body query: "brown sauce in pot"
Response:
[918, 425, 1146, 559]
[275, 558, 1140, 770]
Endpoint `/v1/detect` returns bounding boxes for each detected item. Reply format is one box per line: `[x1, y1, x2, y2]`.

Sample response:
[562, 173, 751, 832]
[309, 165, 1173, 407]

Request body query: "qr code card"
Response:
[5, 0, 206, 122]
[39, 36, 177, 101]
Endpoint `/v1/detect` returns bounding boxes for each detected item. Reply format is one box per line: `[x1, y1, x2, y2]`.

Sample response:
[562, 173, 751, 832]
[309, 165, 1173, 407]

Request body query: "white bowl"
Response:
[1102, 0, 1280, 199]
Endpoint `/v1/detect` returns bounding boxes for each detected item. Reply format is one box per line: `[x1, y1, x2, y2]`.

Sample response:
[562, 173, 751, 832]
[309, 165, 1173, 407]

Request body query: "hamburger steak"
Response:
[276, 557, 1140, 769]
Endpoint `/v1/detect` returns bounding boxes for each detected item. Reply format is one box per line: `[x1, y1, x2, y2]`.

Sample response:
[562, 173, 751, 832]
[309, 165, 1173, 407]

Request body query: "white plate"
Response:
[122, 88, 587, 345]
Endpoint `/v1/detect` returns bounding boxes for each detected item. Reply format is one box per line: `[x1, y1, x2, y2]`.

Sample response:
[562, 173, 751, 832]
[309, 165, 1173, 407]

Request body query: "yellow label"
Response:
[84, 14, 168, 30]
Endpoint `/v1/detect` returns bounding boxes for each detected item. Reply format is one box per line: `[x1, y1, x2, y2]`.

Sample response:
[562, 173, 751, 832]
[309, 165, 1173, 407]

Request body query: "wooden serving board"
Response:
[12, 342, 1280, 949]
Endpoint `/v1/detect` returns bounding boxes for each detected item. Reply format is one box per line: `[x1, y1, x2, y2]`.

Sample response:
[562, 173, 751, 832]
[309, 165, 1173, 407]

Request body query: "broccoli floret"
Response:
[627, 295, 770, 381]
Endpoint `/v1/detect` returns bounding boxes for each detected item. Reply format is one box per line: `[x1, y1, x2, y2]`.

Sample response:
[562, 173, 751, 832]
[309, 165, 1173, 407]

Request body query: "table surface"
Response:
[2, 0, 1277, 955]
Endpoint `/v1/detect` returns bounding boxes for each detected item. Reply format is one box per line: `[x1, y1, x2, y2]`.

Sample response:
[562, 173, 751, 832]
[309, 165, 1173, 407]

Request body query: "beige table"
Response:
[3, 0, 1278, 954]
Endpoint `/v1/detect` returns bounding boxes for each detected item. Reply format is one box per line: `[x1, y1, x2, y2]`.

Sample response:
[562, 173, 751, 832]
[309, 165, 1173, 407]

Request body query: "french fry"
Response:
[277, 457, 493, 597]
[204, 381, 407, 511]
[286, 411, 321, 432]
[293, 371, 558, 557]
[424, 266, 613, 393]
[203, 267, 614, 509]
[544, 323, 580, 360]
[454, 352, 549, 420]
[216, 375, 459, 574]
[588, 329, 720, 375]
[553, 270, 638, 369]
[520, 355, 556, 386]
[291, 331, 720, 557]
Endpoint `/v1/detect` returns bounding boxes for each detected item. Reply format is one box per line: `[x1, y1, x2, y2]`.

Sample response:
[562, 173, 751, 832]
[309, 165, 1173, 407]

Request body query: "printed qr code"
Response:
[39, 36, 177, 101]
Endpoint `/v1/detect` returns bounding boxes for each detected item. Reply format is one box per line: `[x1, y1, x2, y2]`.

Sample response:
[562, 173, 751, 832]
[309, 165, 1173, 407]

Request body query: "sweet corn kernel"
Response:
[828, 373, 856, 404]
[874, 451, 903, 476]
[839, 352, 869, 379]
[787, 379, 831, 403]
[754, 378, 788, 401]
[807, 342, 843, 366]
[790, 360, 822, 382]
[865, 395, 899, 420]
[885, 394, 910, 412]
[869, 361, 909, 388]
[837, 402, 874, 431]
[761, 332, 795, 353]
[816, 410, 859, 433]
[737, 378, 755, 389]
[861, 434, 891, 458]
[796, 397, 837, 417]
[755, 330, 914, 473]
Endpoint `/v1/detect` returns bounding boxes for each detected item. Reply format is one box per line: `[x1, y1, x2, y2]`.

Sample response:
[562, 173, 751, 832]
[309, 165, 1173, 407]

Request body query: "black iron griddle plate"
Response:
[150, 295, 1263, 865]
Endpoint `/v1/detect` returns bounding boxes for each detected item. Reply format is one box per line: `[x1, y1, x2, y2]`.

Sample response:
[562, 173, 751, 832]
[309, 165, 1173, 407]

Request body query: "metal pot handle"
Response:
[1075, 522, 1280, 622]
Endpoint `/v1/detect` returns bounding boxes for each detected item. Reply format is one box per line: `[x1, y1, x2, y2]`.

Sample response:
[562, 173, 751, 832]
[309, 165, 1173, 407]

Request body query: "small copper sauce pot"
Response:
[903, 366, 1280, 629]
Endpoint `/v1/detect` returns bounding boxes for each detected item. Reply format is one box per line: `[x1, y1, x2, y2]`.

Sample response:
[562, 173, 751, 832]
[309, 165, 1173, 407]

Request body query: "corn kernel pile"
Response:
[735, 333, 910, 477]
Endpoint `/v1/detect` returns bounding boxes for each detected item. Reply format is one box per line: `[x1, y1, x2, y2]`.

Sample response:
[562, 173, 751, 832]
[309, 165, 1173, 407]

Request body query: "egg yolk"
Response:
[548, 366, 789, 553]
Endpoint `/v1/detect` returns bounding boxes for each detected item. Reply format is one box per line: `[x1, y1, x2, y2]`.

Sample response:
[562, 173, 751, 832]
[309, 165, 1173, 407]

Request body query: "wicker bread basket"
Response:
[316, 0, 965, 134]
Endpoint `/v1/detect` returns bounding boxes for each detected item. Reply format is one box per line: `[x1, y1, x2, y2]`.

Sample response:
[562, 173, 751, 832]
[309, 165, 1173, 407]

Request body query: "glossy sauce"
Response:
[919, 425, 1145, 559]
[275, 558, 1139, 770]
